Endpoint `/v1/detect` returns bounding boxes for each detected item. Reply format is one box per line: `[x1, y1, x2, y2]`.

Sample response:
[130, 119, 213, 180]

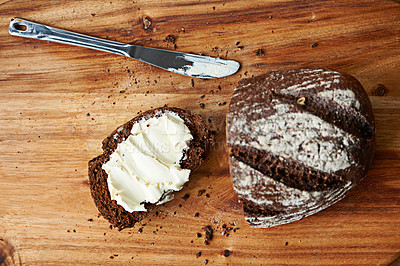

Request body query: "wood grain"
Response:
[1, 0, 399, 265]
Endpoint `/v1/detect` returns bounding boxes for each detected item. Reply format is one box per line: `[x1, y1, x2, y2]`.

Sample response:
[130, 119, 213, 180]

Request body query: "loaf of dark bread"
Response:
[227, 69, 375, 228]
[88, 107, 213, 230]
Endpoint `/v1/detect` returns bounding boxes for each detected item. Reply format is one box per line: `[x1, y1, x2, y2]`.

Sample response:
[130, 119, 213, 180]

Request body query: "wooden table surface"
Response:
[1, 0, 400, 265]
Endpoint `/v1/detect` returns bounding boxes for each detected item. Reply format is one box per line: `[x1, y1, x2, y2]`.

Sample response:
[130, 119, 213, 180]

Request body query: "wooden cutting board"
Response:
[1, 0, 399, 265]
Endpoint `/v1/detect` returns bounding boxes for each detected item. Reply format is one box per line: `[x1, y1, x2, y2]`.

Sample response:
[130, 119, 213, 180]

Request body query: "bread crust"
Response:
[227, 69, 375, 228]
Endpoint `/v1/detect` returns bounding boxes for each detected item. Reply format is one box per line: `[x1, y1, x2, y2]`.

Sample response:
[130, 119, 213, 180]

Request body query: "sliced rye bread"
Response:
[227, 69, 375, 228]
[88, 107, 213, 230]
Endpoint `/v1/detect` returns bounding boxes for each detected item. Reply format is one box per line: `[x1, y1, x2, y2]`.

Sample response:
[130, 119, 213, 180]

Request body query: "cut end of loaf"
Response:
[88, 107, 213, 229]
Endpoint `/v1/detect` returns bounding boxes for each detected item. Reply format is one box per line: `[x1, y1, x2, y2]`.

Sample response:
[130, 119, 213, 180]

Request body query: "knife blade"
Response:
[8, 18, 240, 79]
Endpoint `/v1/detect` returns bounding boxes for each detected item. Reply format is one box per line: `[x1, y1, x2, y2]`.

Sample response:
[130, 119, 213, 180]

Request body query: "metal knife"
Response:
[8, 18, 240, 79]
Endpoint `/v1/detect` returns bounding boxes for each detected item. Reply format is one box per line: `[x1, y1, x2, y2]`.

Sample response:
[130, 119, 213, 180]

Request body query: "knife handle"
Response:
[8, 18, 130, 57]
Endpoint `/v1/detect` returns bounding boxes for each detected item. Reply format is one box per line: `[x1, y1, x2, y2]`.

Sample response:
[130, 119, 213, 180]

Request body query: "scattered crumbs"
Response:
[221, 226, 233, 237]
[200, 103, 205, 109]
[202, 226, 213, 245]
[223, 250, 231, 257]
[137, 228, 143, 234]
[164, 34, 176, 44]
[197, 189, 206, 196]
[211, 46, 219, 53]
[87, 218, 93, 222]
[197, 233, 202, 238]
[182, 193, 190, 200]
[285, 242, 288, 246]
[255, 48, 264, 56]
[196, 252, 202, 258]
[200, 94, 205, 99]
[204, 259, 209, 265]
[311, 42, 319, 48]
[194, 212, 200, 217]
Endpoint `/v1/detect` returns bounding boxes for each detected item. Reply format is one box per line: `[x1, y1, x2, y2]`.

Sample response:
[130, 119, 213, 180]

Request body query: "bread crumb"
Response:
[202, 226, 213, 245]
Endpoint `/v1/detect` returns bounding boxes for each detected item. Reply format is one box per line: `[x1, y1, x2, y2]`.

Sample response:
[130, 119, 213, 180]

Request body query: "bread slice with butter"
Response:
[88, 107, 213, 230]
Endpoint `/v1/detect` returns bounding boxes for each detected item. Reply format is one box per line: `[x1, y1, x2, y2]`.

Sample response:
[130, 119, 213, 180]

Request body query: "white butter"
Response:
[167, 54, 239, 78]
[102, 111, 193, 212]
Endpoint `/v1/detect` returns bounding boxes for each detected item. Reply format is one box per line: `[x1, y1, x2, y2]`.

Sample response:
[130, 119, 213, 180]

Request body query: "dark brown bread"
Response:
[227, 69, 375, 228]
[0, 238, 17, 266]
[88, 107, 213, 230]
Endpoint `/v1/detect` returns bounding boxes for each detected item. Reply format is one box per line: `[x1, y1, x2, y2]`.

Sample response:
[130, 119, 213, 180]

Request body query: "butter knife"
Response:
[9, 18, 240, 79]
